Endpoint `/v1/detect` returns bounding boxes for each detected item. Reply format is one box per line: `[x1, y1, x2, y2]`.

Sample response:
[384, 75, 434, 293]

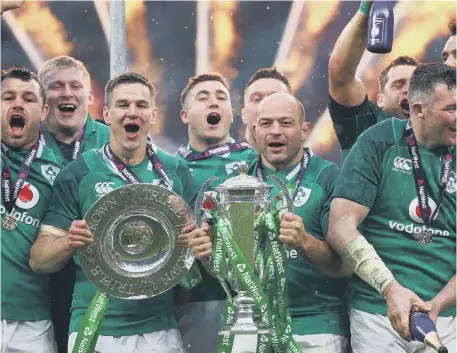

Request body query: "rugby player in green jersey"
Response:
[38, 56, 109, 165]
[242, 67, 292, 151]
[30, 72, 202, 353]
[328, 1, 418, 162]
[1, 67, 61, 352]
[328, 63, 456, 353]
[190, 93, 350, 353]
[38, 55, 110, 353]
[176, 73, 256, 353]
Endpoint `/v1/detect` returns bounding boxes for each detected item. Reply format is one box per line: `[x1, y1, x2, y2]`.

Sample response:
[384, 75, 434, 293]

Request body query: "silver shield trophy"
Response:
[197, 165, 293, 335]
[79, 183, 195, 299]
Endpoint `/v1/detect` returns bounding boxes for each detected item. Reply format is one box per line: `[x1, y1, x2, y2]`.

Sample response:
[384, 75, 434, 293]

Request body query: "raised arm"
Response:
[328, 1, 372, 106]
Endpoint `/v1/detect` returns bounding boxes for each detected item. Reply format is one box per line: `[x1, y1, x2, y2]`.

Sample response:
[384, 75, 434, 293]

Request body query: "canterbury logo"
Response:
[95, 182, 115, 195]
[393, 157, 412, 171]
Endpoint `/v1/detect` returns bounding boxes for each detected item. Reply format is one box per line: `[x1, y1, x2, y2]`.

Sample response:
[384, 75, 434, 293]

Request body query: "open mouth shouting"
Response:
[8, 112, 26, 137]
[399, 99, 410, 117]
[267, 141, 286, 153]
[207, 112, 221, 126]
[58, 103, 77, 117]
[124, 121, 140, 138]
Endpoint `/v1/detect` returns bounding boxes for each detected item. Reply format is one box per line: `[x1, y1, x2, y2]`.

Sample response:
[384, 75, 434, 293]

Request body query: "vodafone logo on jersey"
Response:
[408, 197, 437, 224]
[16, 182, 39, 210]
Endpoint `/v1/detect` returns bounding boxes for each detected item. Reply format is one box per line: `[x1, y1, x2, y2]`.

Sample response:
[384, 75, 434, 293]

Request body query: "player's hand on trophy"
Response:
[178, 223, 196, 248]
[0, 0, 25, 14]
[187, 222, 213, 260]
[383, 280, 432, 341]
[65, 220, 94, 249]
[279, 212, 309, 248]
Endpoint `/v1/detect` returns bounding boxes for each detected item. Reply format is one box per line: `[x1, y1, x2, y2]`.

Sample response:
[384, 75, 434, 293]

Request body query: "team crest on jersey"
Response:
[225, 161, 242, 175]
[408, 197, 438, 223]
[293, 187, 311, 208]
[41, 165, 60, 185]
[446, 171, 456, 194]
[152, 178, 173, 191]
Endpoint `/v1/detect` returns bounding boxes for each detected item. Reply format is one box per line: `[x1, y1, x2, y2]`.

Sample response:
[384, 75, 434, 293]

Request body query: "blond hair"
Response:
[38, 56, 91, 89]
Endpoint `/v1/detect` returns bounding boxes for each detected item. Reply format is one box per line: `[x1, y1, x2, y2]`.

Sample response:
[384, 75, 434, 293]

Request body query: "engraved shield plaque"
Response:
[80, 184, 195, 299]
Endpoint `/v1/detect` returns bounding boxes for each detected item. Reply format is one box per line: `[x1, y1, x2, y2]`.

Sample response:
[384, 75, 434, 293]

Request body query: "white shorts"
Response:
[0, 319, 57, 353]
[350, 309, 456, 353]
[68, 329, 183, 353]
[231, 333, 349, 353]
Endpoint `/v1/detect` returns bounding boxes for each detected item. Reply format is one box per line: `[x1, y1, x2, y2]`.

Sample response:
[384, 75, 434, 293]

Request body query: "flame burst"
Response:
[279, 1, 341, 93]
[14, 2, 72, 58]
[210, 1, 240, 78]
[125, 0, 164, 135]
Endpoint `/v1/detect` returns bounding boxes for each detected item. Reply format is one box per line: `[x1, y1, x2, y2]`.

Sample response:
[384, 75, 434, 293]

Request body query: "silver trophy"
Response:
[79, 184, 195, 299]
[197, 165, 293, 335]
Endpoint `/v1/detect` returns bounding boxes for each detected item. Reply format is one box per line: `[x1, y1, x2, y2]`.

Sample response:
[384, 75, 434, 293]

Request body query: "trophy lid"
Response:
[214, 164, 273, 191]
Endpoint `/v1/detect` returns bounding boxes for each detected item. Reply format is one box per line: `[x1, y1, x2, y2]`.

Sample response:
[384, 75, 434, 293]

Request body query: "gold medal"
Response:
[2, 214, 17, 231]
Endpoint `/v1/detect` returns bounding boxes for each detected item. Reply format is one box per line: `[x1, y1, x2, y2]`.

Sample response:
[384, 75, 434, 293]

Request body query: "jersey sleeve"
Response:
[41, 159, 87, 230]
[176, 159, 198, 209]
[329, 95, 390, 161]
[331, 127, 387, 209]
[317, 163, 340, 239]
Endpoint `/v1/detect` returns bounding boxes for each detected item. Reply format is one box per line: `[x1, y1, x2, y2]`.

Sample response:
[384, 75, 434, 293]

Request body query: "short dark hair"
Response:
[181, 73, 229, 107]
[408, 63, 456, 107]
[1, 67, 46, 105]
[245, 67, 291, 93]
[379, 56, 418, 92]
[449, 20, 456, 37]
[105, 72, 155, 107]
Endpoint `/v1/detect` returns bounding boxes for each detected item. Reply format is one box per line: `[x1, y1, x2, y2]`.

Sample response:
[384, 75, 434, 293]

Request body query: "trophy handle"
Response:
[266, 175, 294, 214]
[195, 176, 219, 227]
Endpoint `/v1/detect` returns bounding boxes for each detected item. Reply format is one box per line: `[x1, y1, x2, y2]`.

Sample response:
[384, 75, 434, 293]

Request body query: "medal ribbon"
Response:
[255, 148, 311, 206]
[40, 123, 85, 161]
[177, 140, 251, 162]
[405, 120, 453, 227]
[103, 143, 172, 188]
[1, 142, 40, 214]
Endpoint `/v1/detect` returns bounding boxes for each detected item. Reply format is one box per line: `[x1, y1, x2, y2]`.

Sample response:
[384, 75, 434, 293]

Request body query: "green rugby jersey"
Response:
[332, 118, 456, 317]
[250, 154, 349, 336]
[42, 115, 109, 165]
[1, 142, 62, 321]
[177, 142, 257, 302]
[329, 95, 391, 162]
[41, 146, 197, 336]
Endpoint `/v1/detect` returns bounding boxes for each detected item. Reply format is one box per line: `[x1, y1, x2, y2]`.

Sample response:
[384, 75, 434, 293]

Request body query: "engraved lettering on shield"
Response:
[83, 243, 99, 264]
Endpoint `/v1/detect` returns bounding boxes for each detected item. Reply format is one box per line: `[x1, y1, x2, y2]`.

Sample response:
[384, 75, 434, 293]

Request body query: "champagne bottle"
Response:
[367, 1, 394, 53]
[409, 306, 448, 353]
